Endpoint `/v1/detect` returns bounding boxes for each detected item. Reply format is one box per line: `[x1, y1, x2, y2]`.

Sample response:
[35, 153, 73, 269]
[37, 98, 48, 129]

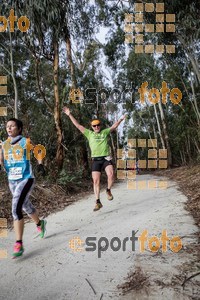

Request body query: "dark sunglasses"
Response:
[92, 124, 100, 127]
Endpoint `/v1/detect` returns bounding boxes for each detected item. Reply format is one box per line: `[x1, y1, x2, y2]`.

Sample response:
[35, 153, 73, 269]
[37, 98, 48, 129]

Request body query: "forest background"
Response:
[0, 0, 199, 225]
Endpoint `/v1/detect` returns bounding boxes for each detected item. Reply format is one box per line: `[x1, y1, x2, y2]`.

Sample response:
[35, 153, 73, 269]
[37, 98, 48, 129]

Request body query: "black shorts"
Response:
[92, 157, 113, 172]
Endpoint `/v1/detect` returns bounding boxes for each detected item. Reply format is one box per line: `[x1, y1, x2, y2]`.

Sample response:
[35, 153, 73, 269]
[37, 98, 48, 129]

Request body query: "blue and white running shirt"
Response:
[3, 137, 34, 181]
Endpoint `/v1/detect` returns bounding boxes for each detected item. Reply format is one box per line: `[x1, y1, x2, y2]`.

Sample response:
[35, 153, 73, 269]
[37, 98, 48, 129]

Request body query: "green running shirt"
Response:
[83, 128, 111, 157]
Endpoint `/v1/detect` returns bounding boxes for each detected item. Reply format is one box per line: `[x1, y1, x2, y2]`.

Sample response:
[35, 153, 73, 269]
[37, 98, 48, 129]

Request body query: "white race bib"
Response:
[9, 167, 23, 180]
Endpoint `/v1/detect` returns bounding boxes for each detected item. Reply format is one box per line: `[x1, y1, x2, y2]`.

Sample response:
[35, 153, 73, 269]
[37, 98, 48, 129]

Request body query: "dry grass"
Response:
[117, 266, 149, 294]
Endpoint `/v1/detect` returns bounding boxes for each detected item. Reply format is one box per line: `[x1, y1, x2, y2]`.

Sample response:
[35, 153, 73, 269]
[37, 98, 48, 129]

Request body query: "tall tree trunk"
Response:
[187, 52, 200, 84]
[0, 28, 19, 117]
[80, 141, 89, 176]
[165, 66, 199, 127]
[180, 151, 184, 165]
[158, 101, 172, 167]
[178, 35, 200, 83]
[146, 104, 157, 140]
[139, 113, 153, 141]
[66, 30, 77, 89]
[53, 41, 64, 169]
[186, 135, 191, 162]
[9, 31, 18, 118]
[65, 29, 89, 171]
[189, 74, 200, 125]
[154, 104, 165, 149]
[193, 138, 200, 154]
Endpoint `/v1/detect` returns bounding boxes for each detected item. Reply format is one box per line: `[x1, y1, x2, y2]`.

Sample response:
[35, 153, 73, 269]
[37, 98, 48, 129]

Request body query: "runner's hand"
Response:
[63, 107, 71, 116]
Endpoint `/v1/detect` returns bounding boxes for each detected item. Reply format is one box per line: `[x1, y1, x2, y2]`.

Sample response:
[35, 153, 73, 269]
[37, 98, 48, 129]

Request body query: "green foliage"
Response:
[57, 168, 84, 186]
[0, 0, 199, 174]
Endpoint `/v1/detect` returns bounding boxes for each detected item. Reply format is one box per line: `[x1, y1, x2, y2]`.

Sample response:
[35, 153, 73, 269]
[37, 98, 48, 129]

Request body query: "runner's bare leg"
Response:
[105, 165, 114, 190]
[14, 219, 24, 241]
[92, 171, 101, 199]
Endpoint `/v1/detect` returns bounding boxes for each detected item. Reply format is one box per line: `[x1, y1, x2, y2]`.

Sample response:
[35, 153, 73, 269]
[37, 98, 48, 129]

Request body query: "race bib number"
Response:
[8, 167, 23, 180]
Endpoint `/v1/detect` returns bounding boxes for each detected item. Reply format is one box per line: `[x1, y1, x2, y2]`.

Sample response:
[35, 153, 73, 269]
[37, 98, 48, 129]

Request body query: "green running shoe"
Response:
[37, 219, 47, 238]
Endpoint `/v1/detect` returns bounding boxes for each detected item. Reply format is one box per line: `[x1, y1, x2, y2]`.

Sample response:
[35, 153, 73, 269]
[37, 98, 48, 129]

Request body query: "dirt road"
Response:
[0, 174, 199, 300]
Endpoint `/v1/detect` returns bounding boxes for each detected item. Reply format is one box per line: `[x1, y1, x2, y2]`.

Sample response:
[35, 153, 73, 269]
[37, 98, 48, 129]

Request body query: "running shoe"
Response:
[37, 219, 47, 238]
[93, 202, 103, 211]
[106, 189, 113, 200]
[12, 242, 24, 258]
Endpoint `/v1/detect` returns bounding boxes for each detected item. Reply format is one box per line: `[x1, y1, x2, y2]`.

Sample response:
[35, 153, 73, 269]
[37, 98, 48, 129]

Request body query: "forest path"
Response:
[0, 174, 199, 300]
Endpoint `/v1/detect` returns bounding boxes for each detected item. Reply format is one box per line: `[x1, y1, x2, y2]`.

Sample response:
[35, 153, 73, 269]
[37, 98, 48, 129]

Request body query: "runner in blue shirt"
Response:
[0, 118, 46, 258]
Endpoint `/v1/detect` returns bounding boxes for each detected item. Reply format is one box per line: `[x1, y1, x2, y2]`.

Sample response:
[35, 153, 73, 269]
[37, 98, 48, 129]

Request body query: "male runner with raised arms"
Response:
[63, 107, 125, 211]
[0, 118, 46, 258]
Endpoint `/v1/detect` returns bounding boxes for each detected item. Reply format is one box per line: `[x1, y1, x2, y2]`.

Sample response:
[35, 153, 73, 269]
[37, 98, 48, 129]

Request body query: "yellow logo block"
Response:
[69, 88, 84, 104]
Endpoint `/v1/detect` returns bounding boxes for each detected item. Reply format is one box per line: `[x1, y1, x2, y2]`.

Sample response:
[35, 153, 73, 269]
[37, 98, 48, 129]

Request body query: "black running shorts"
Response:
[92, 157, 113, 172]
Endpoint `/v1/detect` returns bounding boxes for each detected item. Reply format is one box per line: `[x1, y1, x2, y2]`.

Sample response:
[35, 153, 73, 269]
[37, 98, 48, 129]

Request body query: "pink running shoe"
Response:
[12, 242, 24, 258]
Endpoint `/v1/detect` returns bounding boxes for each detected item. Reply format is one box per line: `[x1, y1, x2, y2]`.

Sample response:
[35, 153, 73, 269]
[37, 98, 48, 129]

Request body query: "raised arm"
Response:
[109, 115, 126, 132]
[63, 107, 85, 134]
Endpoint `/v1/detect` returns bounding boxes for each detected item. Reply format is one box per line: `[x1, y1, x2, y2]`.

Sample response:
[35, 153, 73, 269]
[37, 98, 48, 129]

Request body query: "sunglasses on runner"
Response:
[92, 124, 100, 128]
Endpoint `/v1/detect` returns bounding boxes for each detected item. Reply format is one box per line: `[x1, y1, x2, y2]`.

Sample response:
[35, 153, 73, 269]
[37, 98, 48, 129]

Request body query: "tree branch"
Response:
[34, 58, 54, 113]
